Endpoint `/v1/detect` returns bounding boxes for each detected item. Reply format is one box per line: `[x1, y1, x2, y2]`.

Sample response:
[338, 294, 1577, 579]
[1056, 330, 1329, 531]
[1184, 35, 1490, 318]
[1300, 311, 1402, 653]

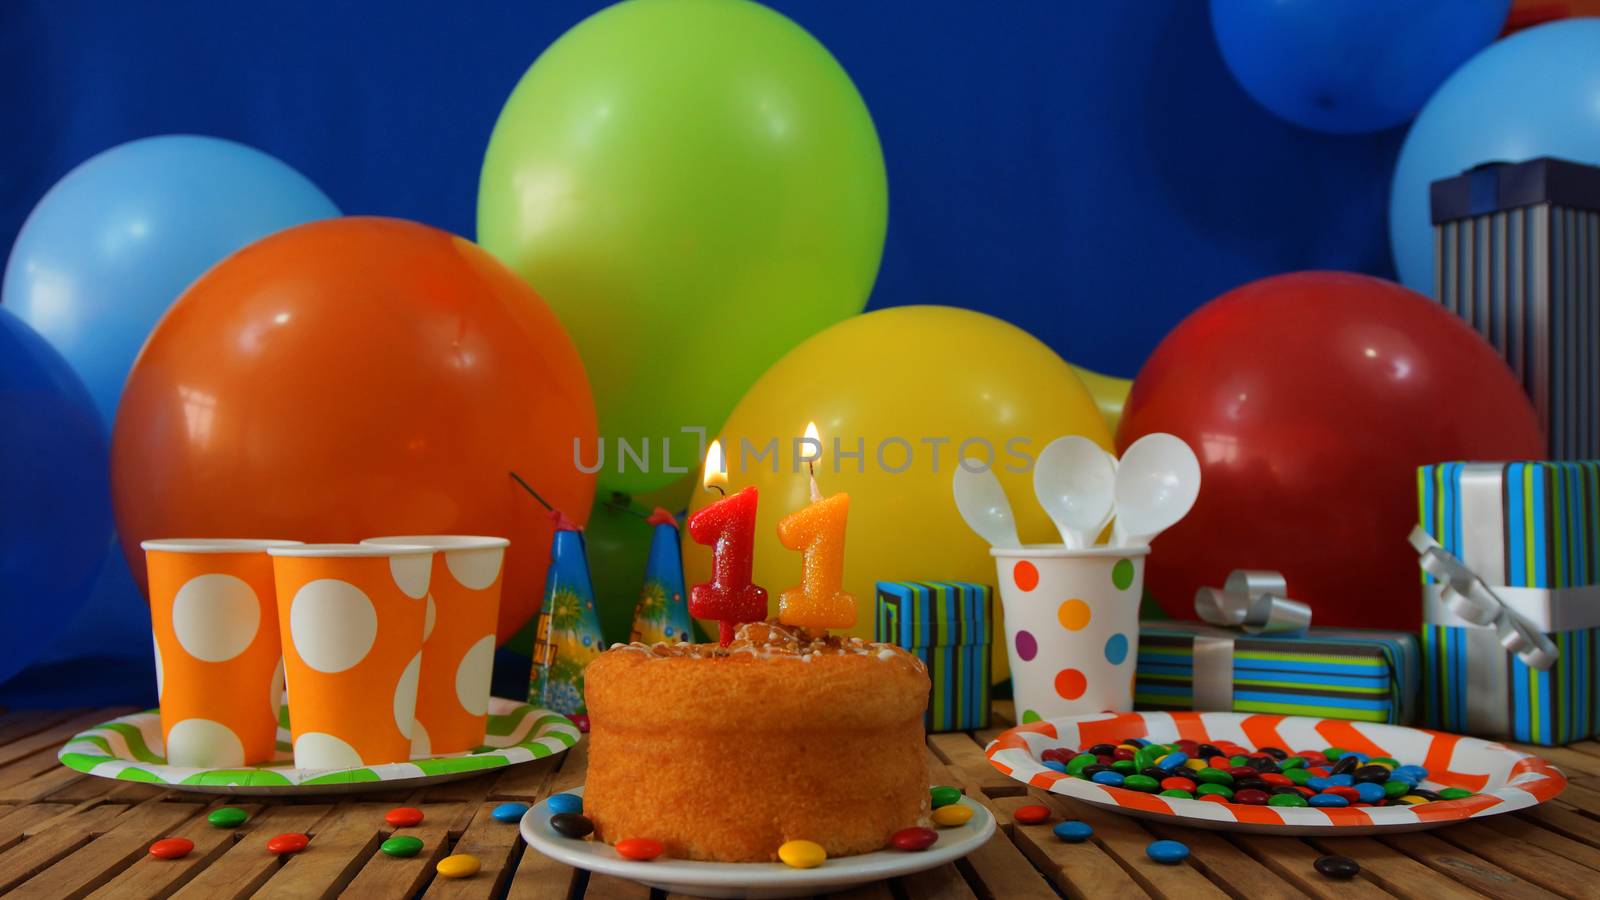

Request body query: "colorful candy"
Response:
[547, 793, 583, 815]
[1314, 854, 1361, 879]
[932, 804, 974, 827]
[267, 833, 309, 855]
[1013, 805, 1051, 825]
[551, 813, 595, 838]
[1054, 820, 1093, 842]
[778, 839, 826, 868]
[149, 838, 194, 860]
[616, 838, 665, 861]
[1147, 839, 1190, 864]
[929, 786, 962, 808]
[436, 854, 481, 878]
[207, 807, 248, 829]
[381, 836, 424, 858]
[891, 827, 938, 851]
[385, 807, 424, 828]
[492, 802, 529, 823]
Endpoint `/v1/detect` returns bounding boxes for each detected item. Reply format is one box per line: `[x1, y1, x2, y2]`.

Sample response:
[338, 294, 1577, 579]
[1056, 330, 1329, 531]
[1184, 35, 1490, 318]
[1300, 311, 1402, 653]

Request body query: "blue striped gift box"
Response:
[875, 581, 992, 733]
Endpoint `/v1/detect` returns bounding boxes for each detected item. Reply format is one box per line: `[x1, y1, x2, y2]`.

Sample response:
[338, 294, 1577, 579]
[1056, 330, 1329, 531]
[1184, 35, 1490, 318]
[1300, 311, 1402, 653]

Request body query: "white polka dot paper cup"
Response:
[361, 535, 508, 756]
[991, 545, 1147, 724]
[267, 543, 433, 769]
[141, 538, 303, 768]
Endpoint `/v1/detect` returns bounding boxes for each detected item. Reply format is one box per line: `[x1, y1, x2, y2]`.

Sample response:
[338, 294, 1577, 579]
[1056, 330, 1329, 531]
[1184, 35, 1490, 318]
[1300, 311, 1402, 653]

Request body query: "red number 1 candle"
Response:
[686, 440, 768, 645]
[777, 423, 856, 630]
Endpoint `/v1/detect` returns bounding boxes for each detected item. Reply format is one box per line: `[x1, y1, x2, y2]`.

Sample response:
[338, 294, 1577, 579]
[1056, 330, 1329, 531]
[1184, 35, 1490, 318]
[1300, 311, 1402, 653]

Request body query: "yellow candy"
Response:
[436, 854, 481, 878]
[1117, 744, 1139, 751]
[778, 840, 826, 869]
[1183, 759, 1207, 772]
[1399, 795, 1430, 805]
[932, 804, 974, 827]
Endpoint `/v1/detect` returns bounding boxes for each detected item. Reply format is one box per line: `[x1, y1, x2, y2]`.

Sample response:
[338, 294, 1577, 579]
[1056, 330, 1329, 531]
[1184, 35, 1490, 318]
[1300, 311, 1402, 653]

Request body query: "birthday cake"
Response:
[583, 620, 932, 862]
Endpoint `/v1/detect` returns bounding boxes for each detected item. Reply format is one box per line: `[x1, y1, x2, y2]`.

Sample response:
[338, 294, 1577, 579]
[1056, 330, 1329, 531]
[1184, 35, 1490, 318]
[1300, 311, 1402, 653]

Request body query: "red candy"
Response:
[1227, 766, 1257, 779]
[267, 833, 309, 855]
[1205, 756, 1231, 769]
[386, 807, 424, 827]
[1233, 789, 1270, 805]
[1160, 777, 1196, 792]
[890, 827, 939, 851]
[1323, 786, 1360, 802]
[1259, 773, 1292, 787]
[1013, 805, 1051, 825]
[1198, 794, 1230, 804]
[1041, 748, 1076, 764]
[616, 838, 665, 861]
[1175, 740, 1200, 754]
[1096, 754, 1114, 766]
[1112, 748, 1134, 761]
[149, 838, 194, 860]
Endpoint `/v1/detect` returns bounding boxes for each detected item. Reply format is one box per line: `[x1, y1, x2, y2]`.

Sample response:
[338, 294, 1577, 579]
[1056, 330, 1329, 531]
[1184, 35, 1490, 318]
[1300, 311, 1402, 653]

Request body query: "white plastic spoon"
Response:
[1112, 432, 1201, 548]
[1033, 436, 1117, 548]
[952, 462, 1021, 548]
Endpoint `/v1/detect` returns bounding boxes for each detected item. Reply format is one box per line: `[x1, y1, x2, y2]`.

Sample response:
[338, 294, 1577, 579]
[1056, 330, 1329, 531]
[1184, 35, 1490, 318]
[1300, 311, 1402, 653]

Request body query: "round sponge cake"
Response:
[583, 621, 931, 862]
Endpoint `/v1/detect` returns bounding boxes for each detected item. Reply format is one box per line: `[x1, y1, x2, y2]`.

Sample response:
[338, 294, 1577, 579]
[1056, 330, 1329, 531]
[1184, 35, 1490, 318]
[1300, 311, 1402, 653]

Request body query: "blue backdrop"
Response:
[0, 0, 1403, 704]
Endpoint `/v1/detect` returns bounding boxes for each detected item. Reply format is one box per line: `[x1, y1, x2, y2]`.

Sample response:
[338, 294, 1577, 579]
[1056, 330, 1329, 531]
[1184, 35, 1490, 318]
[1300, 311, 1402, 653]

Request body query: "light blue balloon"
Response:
[3, 134, 340, 427]
[1391, 19, 1600, 294]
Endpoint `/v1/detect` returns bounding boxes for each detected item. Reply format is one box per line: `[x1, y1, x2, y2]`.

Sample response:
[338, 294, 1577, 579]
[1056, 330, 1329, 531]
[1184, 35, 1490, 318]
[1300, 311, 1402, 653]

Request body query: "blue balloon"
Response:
[0, 309, 112, 685]
[2, 134, 340, 427]
[1391, 19, 1600, 293]
[1212, 0, 1508, 134]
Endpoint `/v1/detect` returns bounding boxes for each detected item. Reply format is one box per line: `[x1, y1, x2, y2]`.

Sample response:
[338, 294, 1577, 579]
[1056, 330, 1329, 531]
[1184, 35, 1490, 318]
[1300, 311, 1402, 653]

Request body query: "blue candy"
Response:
[1327, 774, 1353, 787]
[1147, 839, 1190, 864]
[1054, 821, 1094, 843]
[1354, 782, 1387, 804]
[1156, 751, 1189, 770]
[1307, 777, 1333, 792]
[547, 793, 583, 816]
[1090, 770, 1126, 787]
[1392, 765, 1429, 782]
[1309, 793, 1349, 808]
[1043, 760, 1069, 773]
[492, 802, 529, 823]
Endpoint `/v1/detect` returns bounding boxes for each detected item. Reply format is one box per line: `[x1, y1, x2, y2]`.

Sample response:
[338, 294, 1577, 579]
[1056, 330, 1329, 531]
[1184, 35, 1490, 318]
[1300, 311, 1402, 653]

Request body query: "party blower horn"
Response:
[953, 433, 1201, 721]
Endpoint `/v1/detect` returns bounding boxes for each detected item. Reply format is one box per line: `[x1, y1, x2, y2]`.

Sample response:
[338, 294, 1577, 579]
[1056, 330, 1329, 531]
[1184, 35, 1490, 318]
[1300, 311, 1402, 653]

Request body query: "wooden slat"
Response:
[577, 871, 652, 899]
[897, 862, 979, 899]
[992, 794, 1142, 899]
[13, 798, 204, 897]
[928, 732, 1023, 797]
[86, 802, 263, 899]
[1510, 743, 1600, 777]
[487, 753, 561, 802]
[1377, 831, 1562, 900]
[169, 803, 335, 900]
[1436, 820, 1600, 893]
[1231, 836, 1397, 900]
[253, 802, 391, 900]
[0, 708, 136, 771]
[342, 801, 464, 898]
[504, 846, 581, 900]
[1143, 821, 1306, 899]
[0, 710, 91, 746]
[1516, 803, 1600, 849]
[953, 829, 1058, 899]
[0, 803, 78, 854]
[423, 801, 529, 899]
[1035, 794, 1229, 899]
[0, 803, 127, 894]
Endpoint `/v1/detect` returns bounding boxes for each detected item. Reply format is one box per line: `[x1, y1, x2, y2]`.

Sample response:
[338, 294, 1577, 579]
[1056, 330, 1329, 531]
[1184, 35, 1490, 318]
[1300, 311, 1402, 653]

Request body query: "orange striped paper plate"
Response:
[986, 711, 1566, 834]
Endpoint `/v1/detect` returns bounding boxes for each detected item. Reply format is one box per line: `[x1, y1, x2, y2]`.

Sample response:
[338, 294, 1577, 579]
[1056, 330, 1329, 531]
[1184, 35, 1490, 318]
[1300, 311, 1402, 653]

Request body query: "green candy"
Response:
[1228, 755, 1249, 767]
[930, 786, 962, 808]
[1279, 756, 1306, 770]
[1110, 760, 1137, 775]
[381, 835, 424, 858]
[1267, 793, 1308, 808]
[1371, 757, 1400, 768]
[1324, 747, 1349, 760]
[1066, 755, 1094, 775]
[1195, 768, 1234, 786]
[1134, 747, 1162, 770]
[1122, 774, 1160, 792]
[207, 807, 249, 829]
[1438, 788, 1474, 800]
[1159, 789, 1194, 800]
[1383, 780, 1411, 798]
[1196, 783, 1234, 799]
[1285, 768, 1313, 786]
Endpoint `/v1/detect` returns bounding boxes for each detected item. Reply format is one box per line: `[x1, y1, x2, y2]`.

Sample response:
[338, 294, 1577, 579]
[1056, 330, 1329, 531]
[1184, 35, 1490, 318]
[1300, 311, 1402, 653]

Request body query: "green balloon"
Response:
[478, 0, 887, 494]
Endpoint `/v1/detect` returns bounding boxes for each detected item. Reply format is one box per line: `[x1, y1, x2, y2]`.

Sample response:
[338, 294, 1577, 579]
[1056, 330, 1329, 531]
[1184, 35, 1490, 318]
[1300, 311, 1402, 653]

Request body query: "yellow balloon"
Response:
[685, 306, 1111, 681]
[1069, 364, 1133, 435]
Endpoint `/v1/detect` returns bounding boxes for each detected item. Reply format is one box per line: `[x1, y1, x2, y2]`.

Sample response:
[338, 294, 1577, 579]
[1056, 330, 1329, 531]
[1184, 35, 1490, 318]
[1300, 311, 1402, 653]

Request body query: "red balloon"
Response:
[1117, 272, 1542, 631]
[113, 218, 597, 643]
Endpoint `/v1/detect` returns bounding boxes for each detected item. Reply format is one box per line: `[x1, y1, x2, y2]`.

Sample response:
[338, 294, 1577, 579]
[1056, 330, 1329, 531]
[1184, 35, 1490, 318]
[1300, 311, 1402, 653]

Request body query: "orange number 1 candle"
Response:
[777, 423, 856, 629]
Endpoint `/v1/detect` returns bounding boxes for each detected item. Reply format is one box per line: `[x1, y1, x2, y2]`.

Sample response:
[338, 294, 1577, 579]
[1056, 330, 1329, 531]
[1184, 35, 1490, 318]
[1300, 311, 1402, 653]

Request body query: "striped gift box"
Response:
[1135, 622, 1417, 724]
[875, 581, 992, 733]
[1417, 461, 1600, 744]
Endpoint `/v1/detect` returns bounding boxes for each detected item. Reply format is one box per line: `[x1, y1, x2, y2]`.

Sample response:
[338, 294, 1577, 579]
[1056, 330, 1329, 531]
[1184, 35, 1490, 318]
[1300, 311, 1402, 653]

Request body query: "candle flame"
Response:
[800, 421, 822, 464]
[702, 439, 728, 491]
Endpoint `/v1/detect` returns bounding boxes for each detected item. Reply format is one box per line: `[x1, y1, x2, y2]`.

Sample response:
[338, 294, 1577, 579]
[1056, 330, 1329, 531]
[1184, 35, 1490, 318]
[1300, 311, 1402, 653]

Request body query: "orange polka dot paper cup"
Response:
[992, 545, 1148, 723]
[267, 543, 433, 769]
[141, 538, 302, 768]
[361, 535, 508, 756]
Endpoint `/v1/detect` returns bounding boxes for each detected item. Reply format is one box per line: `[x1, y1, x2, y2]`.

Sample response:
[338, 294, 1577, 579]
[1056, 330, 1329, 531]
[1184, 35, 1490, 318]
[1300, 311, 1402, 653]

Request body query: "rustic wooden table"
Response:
[2, 702, 1599, 898]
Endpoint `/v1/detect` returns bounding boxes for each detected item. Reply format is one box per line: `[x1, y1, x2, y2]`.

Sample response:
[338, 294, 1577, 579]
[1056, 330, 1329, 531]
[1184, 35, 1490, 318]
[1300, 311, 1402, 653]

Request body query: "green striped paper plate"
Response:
[56, 697, 580, 796]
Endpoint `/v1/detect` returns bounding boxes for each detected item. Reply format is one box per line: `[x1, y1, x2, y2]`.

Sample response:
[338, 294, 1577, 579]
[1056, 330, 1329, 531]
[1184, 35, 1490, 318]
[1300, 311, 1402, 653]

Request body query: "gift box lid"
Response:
[1431, 157, 1600, 223]
[875, 581, 992, 649]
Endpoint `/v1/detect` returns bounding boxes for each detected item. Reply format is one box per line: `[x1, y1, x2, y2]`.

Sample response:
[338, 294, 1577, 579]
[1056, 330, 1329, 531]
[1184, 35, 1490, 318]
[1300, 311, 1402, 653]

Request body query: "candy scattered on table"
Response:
[381, 836, 424, 858]
[778, 839, 826, 868]
[1049, 738, 1481, 809]
[930, 786, 962, 808]
[891, 827, 938, 851]
[1314, 854, 1361, 879]
[547, 793, 583, 816]
[1013, 804, 1050, 825]
[1147, 839, 1190, 864]
[385, 807, 424, 828]
[931, 804, 974, 827]
[551, 813, 595, 839]
[207, 807, 248, 829]
[1053, 821, 1093, 842]
[616, 837, 665, 861]
[149, 838, 193, 860]
[492, 802, 530, 823]
[436, 854, 481, 878]
[266, 833, 309, 855]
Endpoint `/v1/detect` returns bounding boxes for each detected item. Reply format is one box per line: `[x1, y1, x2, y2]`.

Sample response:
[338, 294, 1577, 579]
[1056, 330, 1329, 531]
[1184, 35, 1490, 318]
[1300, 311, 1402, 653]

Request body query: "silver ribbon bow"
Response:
[1189, 570, 1311, 711]
[1195, 570, 1313, 636]
[1408, 526, 1558, 670]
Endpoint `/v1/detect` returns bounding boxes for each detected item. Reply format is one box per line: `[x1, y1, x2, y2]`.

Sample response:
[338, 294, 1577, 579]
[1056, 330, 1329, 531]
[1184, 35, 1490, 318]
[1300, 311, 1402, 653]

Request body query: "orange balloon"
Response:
[113, 217, 597, 643]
